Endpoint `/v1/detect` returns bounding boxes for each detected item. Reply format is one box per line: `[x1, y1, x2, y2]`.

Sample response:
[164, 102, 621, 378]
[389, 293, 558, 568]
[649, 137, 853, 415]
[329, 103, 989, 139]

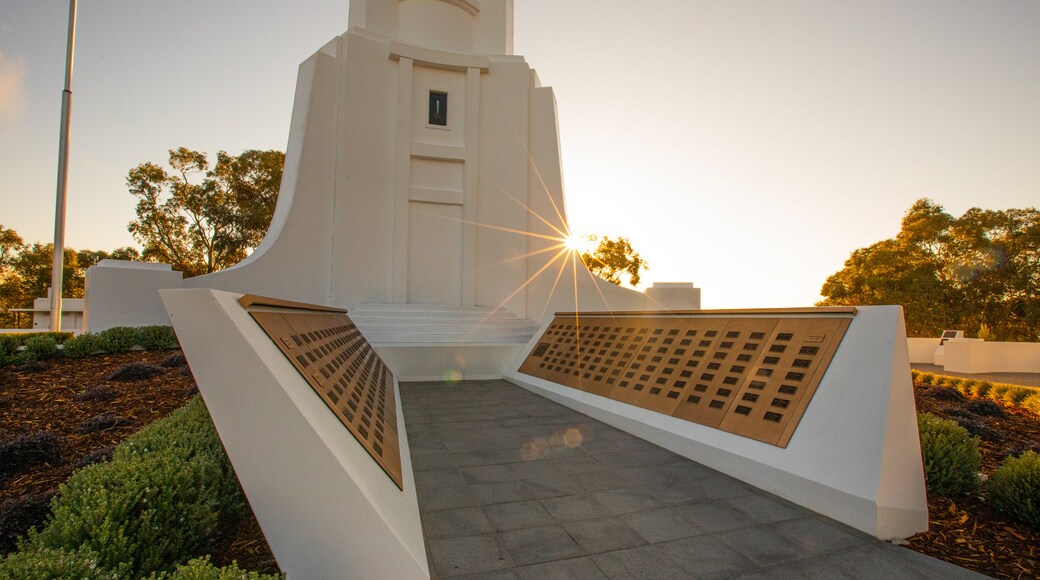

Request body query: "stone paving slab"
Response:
[400, 380, 985, 580]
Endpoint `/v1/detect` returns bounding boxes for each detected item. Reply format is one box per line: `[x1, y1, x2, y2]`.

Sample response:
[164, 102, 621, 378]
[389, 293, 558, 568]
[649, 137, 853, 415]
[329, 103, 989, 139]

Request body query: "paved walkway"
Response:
[912, 364, 1040, 388]
[400, 380, 983, 579]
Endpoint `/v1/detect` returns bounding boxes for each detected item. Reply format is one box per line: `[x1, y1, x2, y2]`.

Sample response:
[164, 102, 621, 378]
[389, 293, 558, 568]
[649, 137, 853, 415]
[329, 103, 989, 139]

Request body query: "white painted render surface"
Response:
[84, 260, 184, 332]
[505, 306, 929, 541]
[176, 0, 687, 324]
[161, 288, 427, 580]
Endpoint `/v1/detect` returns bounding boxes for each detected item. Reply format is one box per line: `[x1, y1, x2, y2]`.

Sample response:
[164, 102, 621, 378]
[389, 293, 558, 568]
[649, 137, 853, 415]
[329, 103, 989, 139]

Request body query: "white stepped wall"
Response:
[351, 304, 537, 380]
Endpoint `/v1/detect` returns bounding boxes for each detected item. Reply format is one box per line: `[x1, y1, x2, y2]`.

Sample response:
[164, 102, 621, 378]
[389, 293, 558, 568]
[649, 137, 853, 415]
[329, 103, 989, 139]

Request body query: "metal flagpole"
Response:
[50, 0, 78, 332]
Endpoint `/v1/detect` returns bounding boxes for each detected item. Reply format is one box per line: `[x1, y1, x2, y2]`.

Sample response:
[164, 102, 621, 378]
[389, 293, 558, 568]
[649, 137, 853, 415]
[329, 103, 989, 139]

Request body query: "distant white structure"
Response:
[9, 288, 84, 332]
[908, 336, 1040, 374]
[84, 260, 183, 332]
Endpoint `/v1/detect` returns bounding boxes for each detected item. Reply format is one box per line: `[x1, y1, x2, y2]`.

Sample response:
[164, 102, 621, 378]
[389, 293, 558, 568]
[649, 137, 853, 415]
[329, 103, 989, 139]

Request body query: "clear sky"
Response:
[1, 1, 1038, 308]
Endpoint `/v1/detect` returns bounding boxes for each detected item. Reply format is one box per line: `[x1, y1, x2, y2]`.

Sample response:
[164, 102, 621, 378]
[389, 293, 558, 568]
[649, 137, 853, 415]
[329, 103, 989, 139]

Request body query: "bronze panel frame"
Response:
[519, 311, 854, 448]
[248, 306, 403, 489]
[717, 317, 851, 446]
[668, 318, 779, 427]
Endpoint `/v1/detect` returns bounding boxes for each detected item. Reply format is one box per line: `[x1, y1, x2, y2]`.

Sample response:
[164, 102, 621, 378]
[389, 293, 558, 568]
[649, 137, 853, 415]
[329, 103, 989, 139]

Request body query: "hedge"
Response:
[1, 398, 256, 577]
[917, 412, 981, 496]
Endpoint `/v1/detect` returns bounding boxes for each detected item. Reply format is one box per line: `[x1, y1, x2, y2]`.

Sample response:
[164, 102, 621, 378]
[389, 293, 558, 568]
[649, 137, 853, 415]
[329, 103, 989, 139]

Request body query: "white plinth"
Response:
[505, 306, 928, 541]
[162, 289, 428, 579]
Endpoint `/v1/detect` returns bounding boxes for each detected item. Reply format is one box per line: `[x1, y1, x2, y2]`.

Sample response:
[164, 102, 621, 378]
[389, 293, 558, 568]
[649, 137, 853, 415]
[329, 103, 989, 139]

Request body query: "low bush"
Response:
[75, 414, 135, 434]
[12, 360, 46, 373]
[0, 335, 20, 358]
[107, 362, 165, 382]
[987, 384, 1013, 403]
[73, 385, 118, 402]
[137, 326, 179, 351]
[0, 491, 55, 554]
[75, 445, 115, 469]
[1001, 386, 1037, 405]
[22, 335, 57, 361]
[161, 353, 188, 368]
[927, 387, 964, 401]
[24, 398, 246, 576]
[970, 381, 994, 398]
[964, 399, 1005, 417]
[99, 326, 138, 353]
[988, 451, 1040, 528]
[0, 432, 64, 478]
[914, 371, 934, 385]
[62, 332, 103, 359]
[918, 412, 981, 497]
[0, 545, 128, 579]
[0, 332, 72, 345]
[1022, 393, 1040, 416]
[951, 416, 1003, 443]
[149, 556, 284, 580]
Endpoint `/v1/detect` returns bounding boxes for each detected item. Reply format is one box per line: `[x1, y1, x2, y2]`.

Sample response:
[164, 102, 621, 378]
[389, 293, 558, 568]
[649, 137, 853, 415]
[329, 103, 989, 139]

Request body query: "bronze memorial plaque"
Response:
[520, 309, 855, 447]
[242, 295, 403, 489]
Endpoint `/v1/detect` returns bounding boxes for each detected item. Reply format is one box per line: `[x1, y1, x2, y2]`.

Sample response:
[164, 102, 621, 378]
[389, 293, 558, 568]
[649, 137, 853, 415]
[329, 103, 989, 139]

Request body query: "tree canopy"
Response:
[0, 225, 139, 328]
[579, 235, 649, 288]
[819, 199, 1040, 341]
[127, 148, 284, 277]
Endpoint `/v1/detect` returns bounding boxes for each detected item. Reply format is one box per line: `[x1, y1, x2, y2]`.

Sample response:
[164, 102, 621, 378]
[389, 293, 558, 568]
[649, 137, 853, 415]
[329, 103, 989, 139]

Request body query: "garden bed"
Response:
[2, 352, 1037, 577]
[0, 350, 278, 573]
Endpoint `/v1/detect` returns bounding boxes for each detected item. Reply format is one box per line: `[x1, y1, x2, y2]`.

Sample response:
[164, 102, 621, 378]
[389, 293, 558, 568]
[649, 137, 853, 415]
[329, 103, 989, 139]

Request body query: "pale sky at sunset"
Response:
[1, 1, 1038, 308]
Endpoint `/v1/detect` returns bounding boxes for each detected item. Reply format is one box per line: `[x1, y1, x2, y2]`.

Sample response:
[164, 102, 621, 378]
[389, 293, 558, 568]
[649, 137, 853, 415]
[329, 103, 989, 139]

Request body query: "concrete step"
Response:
[348, 303, 539, 347]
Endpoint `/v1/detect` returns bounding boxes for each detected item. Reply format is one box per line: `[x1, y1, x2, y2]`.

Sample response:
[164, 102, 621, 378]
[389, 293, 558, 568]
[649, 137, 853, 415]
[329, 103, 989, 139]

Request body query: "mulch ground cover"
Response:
[2, 352, 1037, 577]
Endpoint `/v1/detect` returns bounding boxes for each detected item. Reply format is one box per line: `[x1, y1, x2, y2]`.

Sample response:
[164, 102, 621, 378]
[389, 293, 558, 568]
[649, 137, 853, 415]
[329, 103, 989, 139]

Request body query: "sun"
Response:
[563, 234, 586, 253]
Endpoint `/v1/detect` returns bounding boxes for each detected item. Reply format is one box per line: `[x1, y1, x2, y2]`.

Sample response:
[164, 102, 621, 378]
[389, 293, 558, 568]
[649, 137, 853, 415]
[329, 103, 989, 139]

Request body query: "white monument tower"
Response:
[88, 0, 700, 377]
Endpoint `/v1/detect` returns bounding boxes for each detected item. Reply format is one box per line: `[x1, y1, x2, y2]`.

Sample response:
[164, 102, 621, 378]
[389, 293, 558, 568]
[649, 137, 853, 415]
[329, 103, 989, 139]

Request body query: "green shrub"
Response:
[0, 545, 128, 579]
[100, 326, 138, 353]
[918, 412, 981, 496]
[22, 335, 57, 360]
[149, 556, 283, 580]
[62, 332, 103, 359]
[136, 326, 179, 351]
[916, 372, 935, 385]
[988, 451, 1040, 528]
[987, 384, 1013, 403]
[26, 398, 246, 576]
[945, 377, 965, 389]
[1022, 393, 1040, 416]
[960, 379, 979, 395]
[1002, 385, 1038, 405]
[971, 381, 993, 398]
[0, 335, 21, 357]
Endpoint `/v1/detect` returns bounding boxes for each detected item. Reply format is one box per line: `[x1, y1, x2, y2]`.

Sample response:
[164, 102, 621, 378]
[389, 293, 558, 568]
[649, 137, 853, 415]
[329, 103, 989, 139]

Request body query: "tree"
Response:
[819, 199, 1040, 341]
[0, 225, 140, 328]
[579, 235, 649, 287]
[127, 147, 284, 277]
[0, 225, 23, 275]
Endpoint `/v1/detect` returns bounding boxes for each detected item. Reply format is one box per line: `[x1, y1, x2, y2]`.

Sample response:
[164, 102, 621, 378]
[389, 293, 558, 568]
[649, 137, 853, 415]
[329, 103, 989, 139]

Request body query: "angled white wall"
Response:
[505, 306, 929, 541]
[162, 289, 427, 579]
